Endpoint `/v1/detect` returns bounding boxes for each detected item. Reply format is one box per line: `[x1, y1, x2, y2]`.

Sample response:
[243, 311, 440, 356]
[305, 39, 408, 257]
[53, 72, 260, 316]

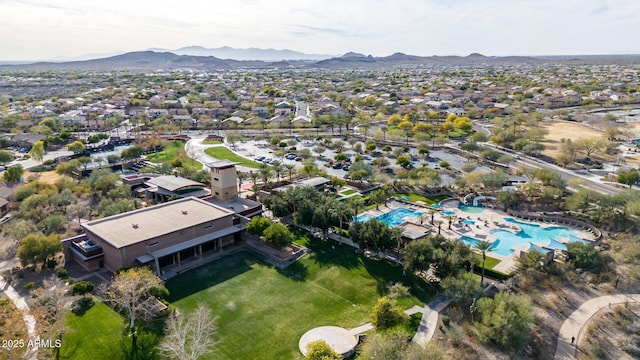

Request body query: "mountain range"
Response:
[1, 48, 639, 72]
[148, 46, 334, 61]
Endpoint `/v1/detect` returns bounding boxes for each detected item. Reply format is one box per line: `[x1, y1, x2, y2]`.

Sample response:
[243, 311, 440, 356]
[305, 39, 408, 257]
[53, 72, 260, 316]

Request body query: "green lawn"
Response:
[202, 140, 223, 145]
[60, 300, 126, 359]
[147, 140, 202, 170]
[340, 189, 358, 196]
[473, 253, 500, 270]
[204, 146, 261, 169]
[394, 192, 450, 205]
[165, 234, 435, 360]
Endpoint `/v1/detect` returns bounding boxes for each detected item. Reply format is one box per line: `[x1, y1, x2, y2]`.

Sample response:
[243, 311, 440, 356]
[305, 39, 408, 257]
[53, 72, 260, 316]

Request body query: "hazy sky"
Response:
[2, 0, 639, 61]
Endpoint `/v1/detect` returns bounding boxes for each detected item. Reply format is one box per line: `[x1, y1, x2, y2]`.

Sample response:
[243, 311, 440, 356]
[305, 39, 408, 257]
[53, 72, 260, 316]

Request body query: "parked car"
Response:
[255, 156, 265, 161]
[342, 165, 350, 171]
[332, 162, 343, 169]
[295, 157, 303, 161]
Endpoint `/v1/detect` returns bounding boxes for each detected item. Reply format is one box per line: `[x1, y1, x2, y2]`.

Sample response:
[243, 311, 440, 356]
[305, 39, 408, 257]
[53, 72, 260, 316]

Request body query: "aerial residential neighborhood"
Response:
[1, 2, 640, 360]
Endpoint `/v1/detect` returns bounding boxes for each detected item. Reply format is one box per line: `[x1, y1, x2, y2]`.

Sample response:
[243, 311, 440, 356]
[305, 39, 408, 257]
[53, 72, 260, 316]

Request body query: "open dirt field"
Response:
[22, 170, 64, 184]
[541, 120, 604, 159]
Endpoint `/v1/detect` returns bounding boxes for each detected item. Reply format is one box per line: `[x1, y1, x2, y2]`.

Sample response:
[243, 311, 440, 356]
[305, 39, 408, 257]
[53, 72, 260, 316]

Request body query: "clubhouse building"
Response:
[63, 160, 261, 276]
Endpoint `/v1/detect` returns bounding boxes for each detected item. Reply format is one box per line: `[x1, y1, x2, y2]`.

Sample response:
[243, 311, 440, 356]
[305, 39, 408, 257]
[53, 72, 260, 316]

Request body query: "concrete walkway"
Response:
[346, 297, 451, 349]
[411, 296, 453, 347]
[554, 293, 640, 359]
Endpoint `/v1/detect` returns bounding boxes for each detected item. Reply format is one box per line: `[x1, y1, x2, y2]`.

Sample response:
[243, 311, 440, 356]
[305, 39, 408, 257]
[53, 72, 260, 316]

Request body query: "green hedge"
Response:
[473, 267, 512, 281]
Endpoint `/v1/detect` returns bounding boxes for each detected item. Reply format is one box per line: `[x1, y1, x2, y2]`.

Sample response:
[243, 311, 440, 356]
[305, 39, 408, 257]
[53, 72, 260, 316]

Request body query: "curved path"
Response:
[554, 293, 640, 359]
[0, 275, 38, 357]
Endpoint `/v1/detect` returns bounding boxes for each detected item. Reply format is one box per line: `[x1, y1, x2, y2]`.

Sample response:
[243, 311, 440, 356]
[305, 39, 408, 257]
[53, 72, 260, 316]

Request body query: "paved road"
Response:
[554, 293, 640, 360]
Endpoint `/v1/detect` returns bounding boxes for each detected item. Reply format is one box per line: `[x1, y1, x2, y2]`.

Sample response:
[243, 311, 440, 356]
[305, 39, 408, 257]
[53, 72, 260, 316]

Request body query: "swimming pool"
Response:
[461, 217, 586, 257]
[355, 207, 423, 227]
[458, 205, 484, 213]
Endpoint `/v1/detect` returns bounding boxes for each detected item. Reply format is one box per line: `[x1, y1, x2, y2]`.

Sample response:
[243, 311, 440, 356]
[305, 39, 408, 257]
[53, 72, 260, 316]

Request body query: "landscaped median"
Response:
[204, 146, 262, 169]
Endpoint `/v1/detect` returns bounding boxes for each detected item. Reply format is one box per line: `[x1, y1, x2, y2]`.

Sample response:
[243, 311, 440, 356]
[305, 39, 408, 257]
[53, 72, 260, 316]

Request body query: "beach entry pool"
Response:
[458, 205, 484, 213]
[355, 208, 423, 227]
[461, 217, 587, 257]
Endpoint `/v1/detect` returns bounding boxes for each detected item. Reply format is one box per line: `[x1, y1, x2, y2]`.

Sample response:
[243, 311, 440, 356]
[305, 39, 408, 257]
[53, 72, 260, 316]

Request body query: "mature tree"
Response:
[481, 170, 508, 191]
[3, 164, 24, 182]
[100, 267, 166, 353]
[403, 235, 472, 279]
[396, 155, 411, 169]
[370, 297, 409, 330]
[441, 272, 483, 304]
[158, 304, 217, 360]
[348, 160, 373, 182]
[617, 169, 640, 188]
[225, 130, 242, 147]
[475, 292, 535, 349]
[0, 149, 14, 164]
[246, 216, 271, 236]
[567, 242, 604, 272]
[121, 145, 145, 160]
[72, 281, 95, 299]
[17, 233, 62, 267]
[29, 140, 46, 163]
[263, 223, 294, 249]
[356, 333, 407, 360]
[67, 140, 86, 154]
[575, 137, 607, 158]
[55, 160, 80, 177]
[36, 275, 68, 360]
[304, 340, 341, 360]
[475, 240, 496, 286]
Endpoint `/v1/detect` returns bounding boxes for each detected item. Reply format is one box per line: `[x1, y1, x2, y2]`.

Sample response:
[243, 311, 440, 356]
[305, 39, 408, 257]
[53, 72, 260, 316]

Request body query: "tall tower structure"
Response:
[207, 160, 239, 202]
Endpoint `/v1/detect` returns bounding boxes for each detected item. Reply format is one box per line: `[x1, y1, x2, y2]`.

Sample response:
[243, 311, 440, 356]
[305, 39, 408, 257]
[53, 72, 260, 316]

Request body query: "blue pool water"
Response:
[458, 205, 484, 213]
[461, 217, 586, 257]
[356, 208, 423, 227]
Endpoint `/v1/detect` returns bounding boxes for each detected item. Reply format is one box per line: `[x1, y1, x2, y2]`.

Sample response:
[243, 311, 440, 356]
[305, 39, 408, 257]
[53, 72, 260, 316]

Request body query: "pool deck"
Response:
[359, 200, 596, 275]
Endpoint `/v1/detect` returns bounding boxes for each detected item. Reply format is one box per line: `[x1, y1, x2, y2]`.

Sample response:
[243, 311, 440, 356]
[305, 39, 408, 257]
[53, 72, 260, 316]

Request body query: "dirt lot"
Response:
[22, 170, 64, 184]
[541, 120, 605, 159]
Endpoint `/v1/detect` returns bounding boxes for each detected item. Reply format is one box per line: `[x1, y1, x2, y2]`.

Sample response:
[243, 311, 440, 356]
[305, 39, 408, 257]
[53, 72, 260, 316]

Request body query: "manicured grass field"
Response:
[204, 146, 261, 169]
[60, 300, 126, 359]
[394, 192, 450, 204]
[147, 140, 202, 170]
[473, 253, 501, 270]
[165, 234, 435, 360]
[340, 189, 358, 195]
[202, 140, 223, 145]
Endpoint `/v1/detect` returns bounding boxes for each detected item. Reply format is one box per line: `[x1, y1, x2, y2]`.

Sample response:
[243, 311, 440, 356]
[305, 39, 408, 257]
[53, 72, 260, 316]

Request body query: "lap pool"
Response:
[355, 208, 423, 227]
[461, 217, 587, 257]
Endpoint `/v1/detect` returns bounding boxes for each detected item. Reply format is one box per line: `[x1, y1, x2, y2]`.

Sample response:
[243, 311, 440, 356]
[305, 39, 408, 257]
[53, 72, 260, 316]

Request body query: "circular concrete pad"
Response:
[298, 326, 358, 358]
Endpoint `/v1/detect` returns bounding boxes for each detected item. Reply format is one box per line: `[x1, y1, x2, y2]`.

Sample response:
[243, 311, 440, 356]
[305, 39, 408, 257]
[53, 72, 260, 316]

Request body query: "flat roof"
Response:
[145, 175, 206, 192]
[206, 160, 240, 169]
[83, 197, 235, 248]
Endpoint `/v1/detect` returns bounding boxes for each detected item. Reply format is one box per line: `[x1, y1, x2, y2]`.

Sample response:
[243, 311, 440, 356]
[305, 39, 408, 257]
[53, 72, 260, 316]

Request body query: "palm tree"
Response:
[428, 209, 436, 224]
[436, 220, 443, 235]
[371, 190, 385, 210]
[476, 240, 496, 286]
[249, 171, 259, 191]
[391, 227, 404, 265]
[284, 163, 296, 180]
[236, 172, 247, 194]
[334, 201, 350, 245]
[447, 215, 457, 230]
[258, 165, 273, 189]
[272, 162, 284, 183]
[350, 198, 364, 218]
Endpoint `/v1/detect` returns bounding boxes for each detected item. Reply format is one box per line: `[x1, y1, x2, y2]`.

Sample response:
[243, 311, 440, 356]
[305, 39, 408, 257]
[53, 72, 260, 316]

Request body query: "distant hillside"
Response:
[312, 52, 544, 69]
[150, 45, 333, 61]
[3, 50, 640, 72]
[0, 51, 266, 71]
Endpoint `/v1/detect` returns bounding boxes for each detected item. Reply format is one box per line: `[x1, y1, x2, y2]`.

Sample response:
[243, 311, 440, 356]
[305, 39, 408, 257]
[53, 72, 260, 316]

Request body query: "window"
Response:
[147, 242, 159, 247]
[214, 177, 219, 182]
